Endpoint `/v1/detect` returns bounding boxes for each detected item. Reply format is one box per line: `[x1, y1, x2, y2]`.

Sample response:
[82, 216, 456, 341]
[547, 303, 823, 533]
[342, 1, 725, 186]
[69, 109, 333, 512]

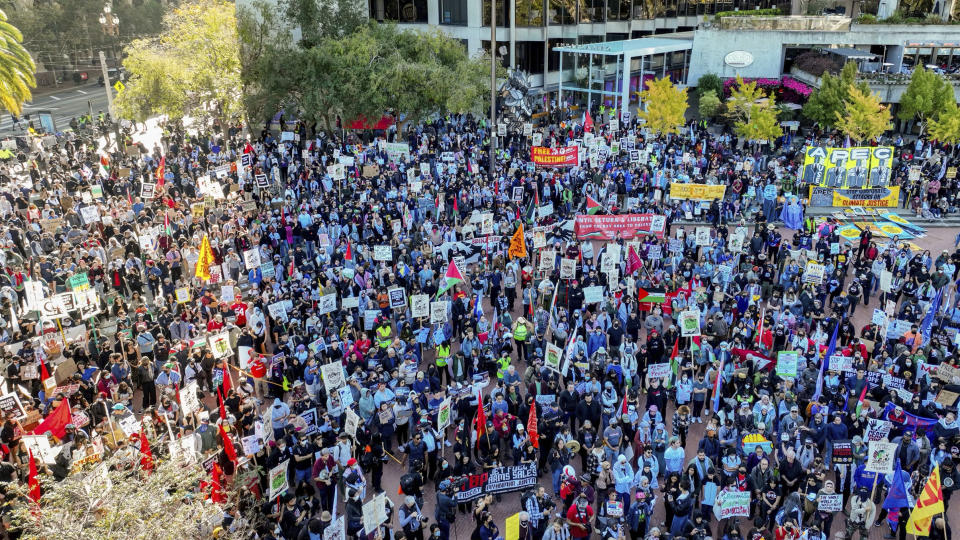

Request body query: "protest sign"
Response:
[430, 301, 447, 324]
[679, 310, 701, 337]
[866, 418, 891, 441]
[411, 294, 429, 318]
[452, 462, 539, 502]
[866, 441, 897, 473]
[776, 351, 799, 378]
[437, 398, 452, 431]
[831, 440, 853, 464]
[560, 258, 576, 279]
[583, 286, 604, 304]
[713, 490, 750, 520]
[647, 363, 671, 380]
[544, 343, 563, 372]
[388, 288, 407, 310]
[321, 362, 345, 393]
[269, 460, 289, 499]
[818, 494, 843, 512]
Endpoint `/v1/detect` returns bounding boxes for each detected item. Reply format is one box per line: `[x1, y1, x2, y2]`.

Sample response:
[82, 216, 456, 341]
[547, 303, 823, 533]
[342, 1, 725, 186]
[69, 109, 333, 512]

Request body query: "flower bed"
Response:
[722, 76, 813, 103]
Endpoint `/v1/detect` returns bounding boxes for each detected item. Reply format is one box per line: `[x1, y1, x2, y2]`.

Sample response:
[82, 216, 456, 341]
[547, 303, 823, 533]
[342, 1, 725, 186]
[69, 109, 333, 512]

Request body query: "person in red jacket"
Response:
[566, 492, 594, 539]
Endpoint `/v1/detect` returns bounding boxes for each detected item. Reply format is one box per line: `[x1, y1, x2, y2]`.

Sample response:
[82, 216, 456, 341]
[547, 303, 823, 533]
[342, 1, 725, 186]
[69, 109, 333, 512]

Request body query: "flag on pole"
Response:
[210, 463, 226, 503]
[32, 398, 71, 439]
[508, 224, 527, 259]
[218, 388, 227, 422]
[626, 245, 643, 274]
[139, 426, 154, 473]
[586, 194, 603, 215]
[813, 321, 839, 403]
[906, 466, 945, 535]
[28, 449, 41, 503]
[474, 390, 487, 448]
[854, 383, 869, 416]
[584, 110, 594, 132]
[195, 234, 215, 281]
[524, 197, 537, 224]
[619, 393, 629, 417]
[163, 211, 172, 236]
[473, 290, 484, 320]
[921, 289, 942, 346]
[527, 401, 539, 448]
[436, 259, 466, 298]
[156, 156, 166, 187]
[344, 240, 353, 261]
[219, 424, 237, 464]
[883, 460, 913, 510]
[666, 338, 680, 389]
[711, 353, 724, 412]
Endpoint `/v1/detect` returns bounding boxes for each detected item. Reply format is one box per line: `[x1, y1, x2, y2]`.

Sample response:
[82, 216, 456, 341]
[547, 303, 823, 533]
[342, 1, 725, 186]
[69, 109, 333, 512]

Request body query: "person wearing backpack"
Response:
[398, 496, 426, 540]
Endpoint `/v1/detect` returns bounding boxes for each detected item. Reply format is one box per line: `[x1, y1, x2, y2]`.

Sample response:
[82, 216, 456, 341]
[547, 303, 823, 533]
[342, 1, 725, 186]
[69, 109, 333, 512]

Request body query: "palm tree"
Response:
[0, 8, 35, 116]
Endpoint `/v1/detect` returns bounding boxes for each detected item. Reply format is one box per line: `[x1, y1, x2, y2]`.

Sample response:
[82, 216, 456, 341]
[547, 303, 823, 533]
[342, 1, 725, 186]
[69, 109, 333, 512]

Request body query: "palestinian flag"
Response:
[666, 338, 680, 389]
[524, 197, 536, 224]
[637, 287, 666, 303]
[163, 212, 172, 236]
[99, 154, 110, 176]
[436, 259, 465, 298]
[854, 383, 869, 416]
[586, 194, 603, 215]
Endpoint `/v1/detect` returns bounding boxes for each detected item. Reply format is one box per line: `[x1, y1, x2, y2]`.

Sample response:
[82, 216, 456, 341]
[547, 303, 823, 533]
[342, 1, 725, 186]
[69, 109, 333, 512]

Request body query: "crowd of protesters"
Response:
[0, 106, 956, 540]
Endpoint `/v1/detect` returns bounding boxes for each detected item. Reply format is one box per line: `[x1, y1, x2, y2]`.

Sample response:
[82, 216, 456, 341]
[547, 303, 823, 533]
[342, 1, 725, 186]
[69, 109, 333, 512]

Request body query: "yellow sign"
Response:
[946, 167, 956, 179]
[669, 183, 726, 200]
[815, 186, 900, 208]
[113, 81, 125, 93]
[801, 146, 893, 188]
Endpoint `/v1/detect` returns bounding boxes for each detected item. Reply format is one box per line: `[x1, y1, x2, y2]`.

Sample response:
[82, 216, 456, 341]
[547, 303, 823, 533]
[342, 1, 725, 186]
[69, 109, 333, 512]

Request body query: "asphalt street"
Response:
[0, 83, 111, 135]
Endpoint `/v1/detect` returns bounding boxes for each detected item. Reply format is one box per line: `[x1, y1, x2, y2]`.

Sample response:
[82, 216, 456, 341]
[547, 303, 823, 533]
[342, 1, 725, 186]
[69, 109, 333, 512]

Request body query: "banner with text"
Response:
[452, 462, 539, 502]
[670, 183, 727, 201]
[575, 214, 666, 240]
[531, 146, 579, 167]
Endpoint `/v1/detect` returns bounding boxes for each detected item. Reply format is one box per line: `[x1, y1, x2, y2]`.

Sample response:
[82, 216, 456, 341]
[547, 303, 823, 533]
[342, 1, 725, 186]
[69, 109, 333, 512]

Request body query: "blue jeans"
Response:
[552, 468, 563, 495]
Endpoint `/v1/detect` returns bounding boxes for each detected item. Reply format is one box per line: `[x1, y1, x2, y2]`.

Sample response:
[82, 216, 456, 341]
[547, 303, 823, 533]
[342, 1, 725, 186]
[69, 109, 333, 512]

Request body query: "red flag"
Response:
[344, 240, 353, 261]
[28, 449, 41, 503]
[210, 463, 226, 503]
[526, 401, 539, 449]
[221, 362, 232, 394]
[139, 427, 154, 473]
[39, 358, 51, 382]
[243, 142, 254, 155]
[156, 156, 166, 188]
[219, 424, 237, 464]
[474, 390, 487, 448]
[626, 245, 643, 275]
[32, 398, 72, 439]
[453, 196, 458, 214]
[620, 393, 629, 417]
[218, 388, 227, 422]
[584, 110, 595, 132]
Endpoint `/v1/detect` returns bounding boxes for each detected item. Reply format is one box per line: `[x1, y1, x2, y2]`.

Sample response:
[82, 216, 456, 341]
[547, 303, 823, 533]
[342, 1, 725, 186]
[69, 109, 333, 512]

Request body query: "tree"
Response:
[281, 0, 367, 48]
[726, 76, 782, 143]
[698, 90, 721, 119]
[8, 454, 258, 539]
[239, 15, 491, 131]
[697, 72, 723, 99]
[898, 66, 954, 135]
[928, 102, 960, 145]
[638, 76, 689, 136]
[835, 85, 891, 144]
[0, 8, 35, 116]
[802, 62, 869, 128]
[115, 0, 242, 129]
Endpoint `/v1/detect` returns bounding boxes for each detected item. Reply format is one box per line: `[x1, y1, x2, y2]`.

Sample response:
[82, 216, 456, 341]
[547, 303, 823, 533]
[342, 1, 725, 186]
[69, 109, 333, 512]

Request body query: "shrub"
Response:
[699, 90, 722, 119]
[697, 73, 723, 99]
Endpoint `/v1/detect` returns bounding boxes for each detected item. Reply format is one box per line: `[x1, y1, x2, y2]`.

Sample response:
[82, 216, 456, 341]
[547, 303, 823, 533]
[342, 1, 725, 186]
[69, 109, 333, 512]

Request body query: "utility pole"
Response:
[98, 50, 123, 151]
[488, 1, 496, 177]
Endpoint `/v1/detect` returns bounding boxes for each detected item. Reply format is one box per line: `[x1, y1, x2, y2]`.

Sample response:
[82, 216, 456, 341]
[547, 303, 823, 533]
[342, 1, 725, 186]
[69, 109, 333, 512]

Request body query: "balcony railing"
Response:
[717, 14, 852, 30]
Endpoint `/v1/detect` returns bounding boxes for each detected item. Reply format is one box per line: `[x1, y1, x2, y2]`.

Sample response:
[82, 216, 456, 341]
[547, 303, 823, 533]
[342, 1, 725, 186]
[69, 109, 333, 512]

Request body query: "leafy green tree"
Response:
[698, 90, 721, 119]
[0, 7, 35, 115]
[115, 0, 242, 129]
[898, 66, 954, 135]
[835, 85, 891, 144]
[928, 102, 960, 145]
[238, 13, 491, 131]
[697, 72, 723, 99]
[281, 0, 367, 48]
[726, 76, 782, 143]
[802, 62, 870, 128]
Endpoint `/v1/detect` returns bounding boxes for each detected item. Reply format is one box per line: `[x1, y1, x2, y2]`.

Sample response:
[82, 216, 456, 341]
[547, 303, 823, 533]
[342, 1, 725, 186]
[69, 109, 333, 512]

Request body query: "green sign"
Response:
[68, 272, 90, 291]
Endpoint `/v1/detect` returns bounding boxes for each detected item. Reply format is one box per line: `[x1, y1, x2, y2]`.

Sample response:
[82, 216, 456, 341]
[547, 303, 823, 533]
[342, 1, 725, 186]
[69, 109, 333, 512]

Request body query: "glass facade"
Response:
[439, 0, 468, 24]
[369, 0, 428, 22]
[482, 0, 510, 26]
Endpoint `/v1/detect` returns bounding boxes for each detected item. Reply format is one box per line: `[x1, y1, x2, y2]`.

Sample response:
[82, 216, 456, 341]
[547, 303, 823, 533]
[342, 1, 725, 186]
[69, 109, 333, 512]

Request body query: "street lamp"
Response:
[98, 3, 120, 37]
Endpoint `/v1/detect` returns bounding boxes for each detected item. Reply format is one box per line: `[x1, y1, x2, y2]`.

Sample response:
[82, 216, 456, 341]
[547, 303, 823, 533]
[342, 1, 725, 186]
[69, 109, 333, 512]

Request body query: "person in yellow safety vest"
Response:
[375, 319, 392, 350]
[496, 352, 511, 380]
[512, 317, 533, 364]
[435, 340, 451, 385]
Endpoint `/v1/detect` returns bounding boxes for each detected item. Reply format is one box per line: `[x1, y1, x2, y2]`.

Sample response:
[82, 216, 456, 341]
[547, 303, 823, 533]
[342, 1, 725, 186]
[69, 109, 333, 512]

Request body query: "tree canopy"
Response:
[239, 4, 491, 131]
[637, 77, 689, 136]
[726, 76, 782, 143]
[114, 0, 242, 128]
[0, 7, 35, 115]
[898, 66, 955, 135]
[802, 62, 871, 129]
[835, 85, 891, 144]
[928, 102, 960, 145]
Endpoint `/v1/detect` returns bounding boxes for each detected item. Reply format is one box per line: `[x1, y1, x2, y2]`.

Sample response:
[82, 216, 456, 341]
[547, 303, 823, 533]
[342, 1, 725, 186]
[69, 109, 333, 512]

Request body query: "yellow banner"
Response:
[802, 146, 893, 188]
[669, 183, 726, 200]
[830, 186, 899, 207]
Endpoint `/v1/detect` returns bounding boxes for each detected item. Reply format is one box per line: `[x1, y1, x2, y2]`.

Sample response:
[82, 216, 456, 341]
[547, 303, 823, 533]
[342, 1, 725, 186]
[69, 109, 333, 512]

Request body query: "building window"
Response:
[369, 0, 428, 22]
[516, 0, 544, 26]
[608, 0, 632, 20]
[440, 0, 468, 24]
[582, 0, 606, 22]
[482, 0, 510, 26]
[549, 0, 578, 23]
[548, 39, 575, 70]
[516, 41, 546, 74]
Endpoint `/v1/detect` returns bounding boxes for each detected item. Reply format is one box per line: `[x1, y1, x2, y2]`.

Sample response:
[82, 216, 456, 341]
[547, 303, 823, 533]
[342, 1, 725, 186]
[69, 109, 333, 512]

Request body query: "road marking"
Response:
[49, 96, 61, 101]
[76, 90, 87, 95]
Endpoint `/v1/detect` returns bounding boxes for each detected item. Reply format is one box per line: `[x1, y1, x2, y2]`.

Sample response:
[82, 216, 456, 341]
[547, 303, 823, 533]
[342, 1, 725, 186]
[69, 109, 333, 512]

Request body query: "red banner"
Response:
[531, 146, 579, 167]
[574, 214, 667, 240]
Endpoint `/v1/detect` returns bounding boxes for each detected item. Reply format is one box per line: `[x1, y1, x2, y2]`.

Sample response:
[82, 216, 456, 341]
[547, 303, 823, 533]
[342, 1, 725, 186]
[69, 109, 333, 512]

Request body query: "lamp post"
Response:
[98, 2, 122, 149]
